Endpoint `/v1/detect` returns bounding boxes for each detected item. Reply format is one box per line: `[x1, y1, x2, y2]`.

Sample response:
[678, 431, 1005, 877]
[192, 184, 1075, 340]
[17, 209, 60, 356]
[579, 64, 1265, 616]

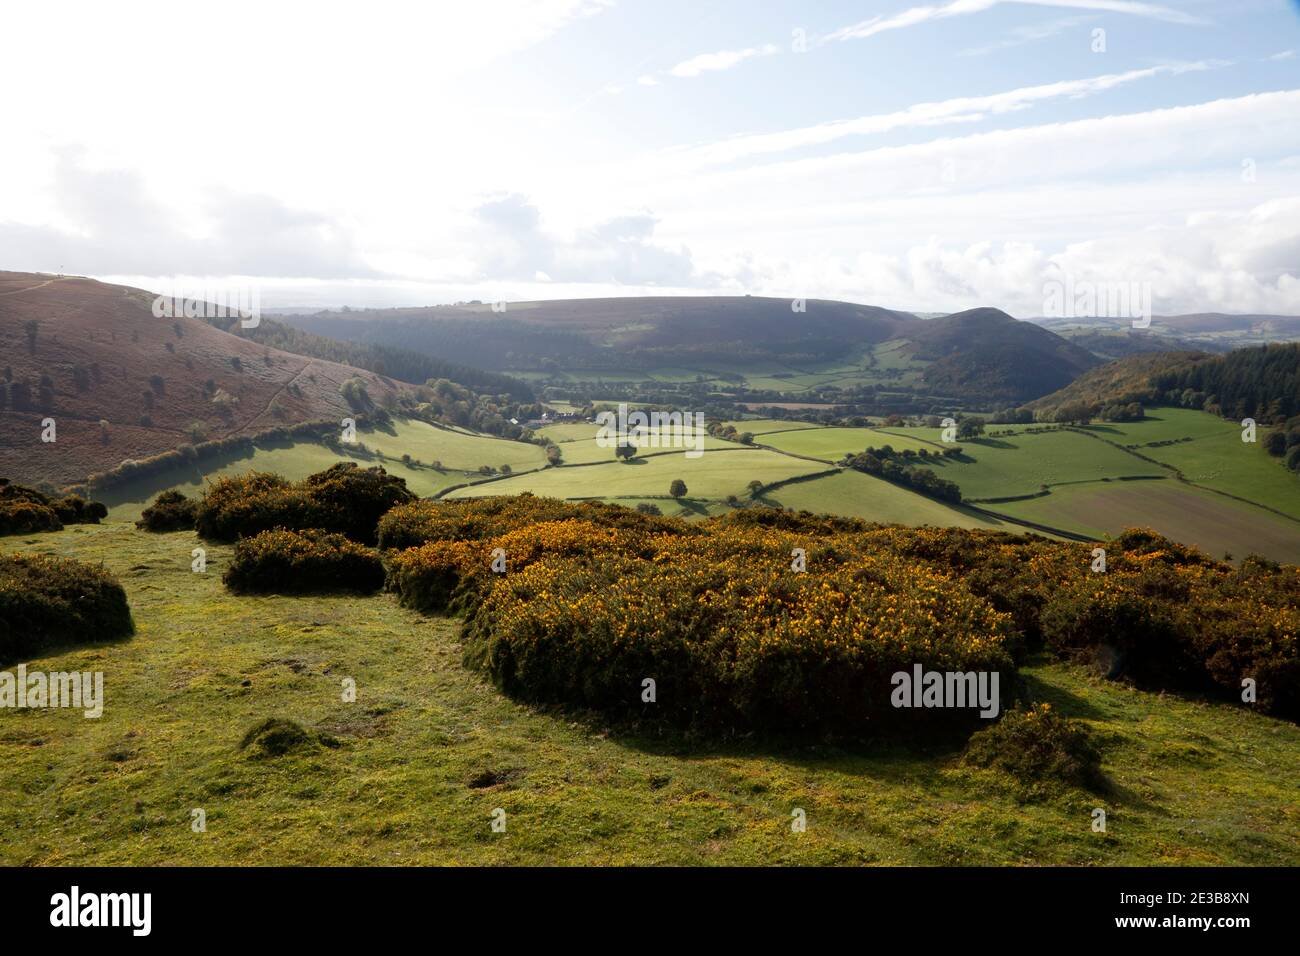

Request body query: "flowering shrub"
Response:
[0, 553, 133, 662]
[962, 703, 1105, 792]
[195, 463, 414, 544]
[376, 494, 693, 550]
[223, 528, 385, 594]
[461, 534, 1016, 735]
[0, 481, 107, 537]
[136, 490, 198, 532]
[379, 494, 1299, 727]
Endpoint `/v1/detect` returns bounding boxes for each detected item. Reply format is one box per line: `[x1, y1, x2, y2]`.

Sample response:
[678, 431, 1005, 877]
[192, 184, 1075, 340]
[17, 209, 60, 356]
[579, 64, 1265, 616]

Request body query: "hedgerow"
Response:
[223, 528, 385, 594]
[0, 553, 134, 662]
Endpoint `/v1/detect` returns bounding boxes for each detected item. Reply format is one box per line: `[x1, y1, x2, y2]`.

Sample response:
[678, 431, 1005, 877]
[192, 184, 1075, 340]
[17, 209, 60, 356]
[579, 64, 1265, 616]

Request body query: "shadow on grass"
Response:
[0, 630, 135, 670]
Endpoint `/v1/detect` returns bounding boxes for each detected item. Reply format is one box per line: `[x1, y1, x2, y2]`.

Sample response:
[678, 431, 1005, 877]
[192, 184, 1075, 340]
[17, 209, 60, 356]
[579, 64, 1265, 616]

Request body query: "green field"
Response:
[920, 431, 1165, 501]
[1125, 430, 1300, 521]
[719, 419, 826, 435]
[762, 427, 942, 461]
[353, 419, 547, 473]
[992, 478, 1300, 564]
[87, 408, 1300, 566]
[2, 522, 1296, 865]
[1078, 407, 1237, 445]
[93, 418, 543, 522]
[762, 470, 1012, 530]
[446, 449, 827, 501]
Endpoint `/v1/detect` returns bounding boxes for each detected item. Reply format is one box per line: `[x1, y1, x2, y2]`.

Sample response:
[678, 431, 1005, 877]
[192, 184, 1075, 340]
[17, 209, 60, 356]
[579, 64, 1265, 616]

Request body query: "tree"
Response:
[669, 479, 687, 498]
[747, 480, 764, 496]
[957, 418, 984, 440]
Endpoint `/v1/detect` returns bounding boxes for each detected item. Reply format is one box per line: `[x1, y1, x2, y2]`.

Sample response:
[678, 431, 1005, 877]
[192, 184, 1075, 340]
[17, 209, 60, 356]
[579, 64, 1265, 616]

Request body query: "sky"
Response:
[2, 0, 1299, 315]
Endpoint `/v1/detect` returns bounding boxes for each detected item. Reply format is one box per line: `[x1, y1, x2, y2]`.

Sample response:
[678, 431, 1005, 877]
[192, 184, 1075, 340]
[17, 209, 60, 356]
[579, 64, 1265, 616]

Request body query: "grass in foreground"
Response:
[1, 522, 1296, 865]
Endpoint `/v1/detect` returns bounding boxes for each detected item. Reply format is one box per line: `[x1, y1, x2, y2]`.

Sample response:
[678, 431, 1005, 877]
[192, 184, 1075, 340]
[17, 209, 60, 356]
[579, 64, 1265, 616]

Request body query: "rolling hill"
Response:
[281, 296, 1100, 407]
[0, 272, 417, 488]
[1026, 351, 1213, 416]
[908, 307, 1100, 404]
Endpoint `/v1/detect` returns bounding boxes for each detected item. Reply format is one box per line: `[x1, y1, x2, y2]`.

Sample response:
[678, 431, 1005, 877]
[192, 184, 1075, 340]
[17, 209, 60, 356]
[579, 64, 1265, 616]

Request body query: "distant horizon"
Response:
[31, 270, 1300, 322]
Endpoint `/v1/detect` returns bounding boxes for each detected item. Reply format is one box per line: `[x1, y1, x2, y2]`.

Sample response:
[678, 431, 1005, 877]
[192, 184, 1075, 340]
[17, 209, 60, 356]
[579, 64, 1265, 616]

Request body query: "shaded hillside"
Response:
[1053, 328, 1228, 360]
[1151, 342, 1300, 421]
[0, 273, 415, 488]
[910, 308, 1100, 404]
[211, 311, 535, 401]
[284, 296, 1097, 407]
[1027, 351, 1211, 415]
[283, 296, 915, 369]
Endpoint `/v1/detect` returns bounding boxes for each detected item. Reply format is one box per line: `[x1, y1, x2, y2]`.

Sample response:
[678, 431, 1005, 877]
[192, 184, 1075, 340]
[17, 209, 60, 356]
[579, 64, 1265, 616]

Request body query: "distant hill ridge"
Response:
[283, 296, 1098, 405]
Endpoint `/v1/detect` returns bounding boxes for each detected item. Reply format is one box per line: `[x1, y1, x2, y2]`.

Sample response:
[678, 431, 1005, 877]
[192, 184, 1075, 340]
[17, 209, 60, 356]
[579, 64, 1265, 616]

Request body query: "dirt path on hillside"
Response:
[0, 277, 62, 297]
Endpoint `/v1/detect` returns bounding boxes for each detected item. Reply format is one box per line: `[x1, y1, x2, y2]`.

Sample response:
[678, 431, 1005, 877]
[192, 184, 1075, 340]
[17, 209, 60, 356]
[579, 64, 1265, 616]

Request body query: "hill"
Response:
[0, 272, 416, 488]
[908, 308, 1100, 404]
[1033, 312, 1300, 351]
[1047, 327, 1228, 360]
[1026, 351, 1213, 416]
[282, 296, 1097, 408]
[280, 296, 915, 369]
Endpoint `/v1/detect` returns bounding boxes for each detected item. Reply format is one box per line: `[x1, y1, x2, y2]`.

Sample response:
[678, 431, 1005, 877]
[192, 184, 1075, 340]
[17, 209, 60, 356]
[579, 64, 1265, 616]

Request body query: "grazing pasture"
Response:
[1, 520, 1296, 865]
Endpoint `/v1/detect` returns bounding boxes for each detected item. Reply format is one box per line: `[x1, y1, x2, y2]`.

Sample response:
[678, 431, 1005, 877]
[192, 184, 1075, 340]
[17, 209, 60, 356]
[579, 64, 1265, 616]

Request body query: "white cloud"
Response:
[468, 194, 695, 285]
[960, 15, 1092, 56]
[827, 0, 1205, 44]
[655, 60, 1225, 171]
[1267, 50, 1296, 62]
[668, 44, 779, 78]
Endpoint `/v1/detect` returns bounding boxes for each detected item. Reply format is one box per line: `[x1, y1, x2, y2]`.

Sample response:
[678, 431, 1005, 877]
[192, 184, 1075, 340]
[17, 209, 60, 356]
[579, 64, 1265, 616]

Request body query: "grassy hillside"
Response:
[444, 447, 825, 501]
[88, 418, 537, 521]
[2, 521, 1296, 865]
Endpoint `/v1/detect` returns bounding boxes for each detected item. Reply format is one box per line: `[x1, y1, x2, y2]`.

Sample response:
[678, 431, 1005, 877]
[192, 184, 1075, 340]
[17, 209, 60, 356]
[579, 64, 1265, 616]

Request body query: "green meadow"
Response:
[2, 522, 1296, 866]
[80, 406, 1300, 564]
[446, 448, 826, 501]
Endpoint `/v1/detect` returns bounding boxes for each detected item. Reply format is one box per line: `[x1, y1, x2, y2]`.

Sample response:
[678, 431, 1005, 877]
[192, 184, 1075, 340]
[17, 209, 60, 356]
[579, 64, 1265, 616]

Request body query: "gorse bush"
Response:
[376, 493, 694, 550]
[377, 495, 1300, 727]
[0, 481, 107, 537]
[461, 530, 1016, 736]
[388, 519, 674, 614]
[0, 553, 133, 663]
[195, 463, 414, 544]
[962, 704, 1105, 793]
[136, 490, 198, 532]
[223, 528, 385, 594]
